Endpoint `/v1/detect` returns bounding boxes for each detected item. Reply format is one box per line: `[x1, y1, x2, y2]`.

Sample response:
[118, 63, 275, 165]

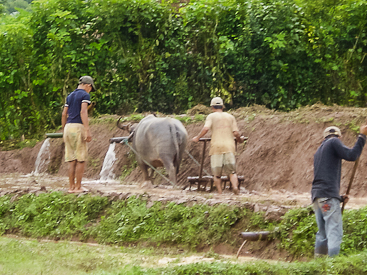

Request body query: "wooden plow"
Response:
[187, 137, 247, 192]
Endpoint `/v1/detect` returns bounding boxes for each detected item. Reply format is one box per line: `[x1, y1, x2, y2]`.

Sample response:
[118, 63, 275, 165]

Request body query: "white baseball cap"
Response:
[323, 126, 341, 138]
[210, 97, 224, 106]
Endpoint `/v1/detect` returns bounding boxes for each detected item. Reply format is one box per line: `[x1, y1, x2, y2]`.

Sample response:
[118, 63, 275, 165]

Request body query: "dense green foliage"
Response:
[0, 0, 367, 140]
[1, 192, 367, 261]
[1, 0, 33, 14]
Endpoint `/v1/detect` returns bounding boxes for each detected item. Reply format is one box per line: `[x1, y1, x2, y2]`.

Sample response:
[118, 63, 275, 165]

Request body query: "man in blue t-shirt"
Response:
[311, 125, 367, 257]
[62, 76, 96, 193]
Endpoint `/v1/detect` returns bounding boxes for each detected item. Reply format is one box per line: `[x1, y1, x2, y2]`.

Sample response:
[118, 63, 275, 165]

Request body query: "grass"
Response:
[1, 192, 367, 262]
[0, 138, 40, 151]
[1, 236, 367, 274]
[0, 193, 251, 248]
[118, 165, 136, 181]
[118, 151, 138, 181]
[150, 254, 367, 274]
[90, 116, 118, 125]
[0, 236, 150, 274]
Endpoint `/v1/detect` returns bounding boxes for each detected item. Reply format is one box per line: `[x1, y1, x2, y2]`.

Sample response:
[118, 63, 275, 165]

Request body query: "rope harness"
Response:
[184, 149, 211, 177]
[121, 138, 176, 186]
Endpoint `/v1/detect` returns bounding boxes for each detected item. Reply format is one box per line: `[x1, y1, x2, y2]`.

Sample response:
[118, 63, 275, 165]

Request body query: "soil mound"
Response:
[186, 104, 211, 115]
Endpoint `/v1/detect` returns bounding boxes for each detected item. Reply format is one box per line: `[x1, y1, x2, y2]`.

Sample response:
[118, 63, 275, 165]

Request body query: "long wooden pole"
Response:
[341, 157, 360, 214]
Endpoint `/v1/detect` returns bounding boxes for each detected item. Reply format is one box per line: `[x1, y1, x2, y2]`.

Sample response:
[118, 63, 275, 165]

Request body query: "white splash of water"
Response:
[99, 142, 117, 182]
[33, 138, 51, 175]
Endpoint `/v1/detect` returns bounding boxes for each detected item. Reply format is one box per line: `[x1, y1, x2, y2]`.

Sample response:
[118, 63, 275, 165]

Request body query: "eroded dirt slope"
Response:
[2, 104, 367, 198]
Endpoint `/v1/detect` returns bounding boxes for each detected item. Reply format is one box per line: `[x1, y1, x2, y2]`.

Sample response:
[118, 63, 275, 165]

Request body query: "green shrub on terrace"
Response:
[0, 192, 109, 239]
[0, 196, 11, 235]
[91, 197, 244, 247]
[1, 192, 367, 259]
[174, 116, 193, 124]
[342, 207, 367, 254]
[274, 205, 367, 258]
[274, 206, 316, 257]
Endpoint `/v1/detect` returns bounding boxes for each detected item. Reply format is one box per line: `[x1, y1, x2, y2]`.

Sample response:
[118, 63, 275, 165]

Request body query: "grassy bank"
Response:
[1, 236, 367, 275]
[1, 192, 367, 259]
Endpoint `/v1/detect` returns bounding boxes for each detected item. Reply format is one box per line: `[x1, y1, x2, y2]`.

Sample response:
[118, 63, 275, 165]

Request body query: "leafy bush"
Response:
[274, 206, 317, 257]
[342, 207, 367, 254]
[92, 197, 244, 247]
[1, 0, 367, 140]
[0, 192, 109, 239]
[1, 192, 367, 260]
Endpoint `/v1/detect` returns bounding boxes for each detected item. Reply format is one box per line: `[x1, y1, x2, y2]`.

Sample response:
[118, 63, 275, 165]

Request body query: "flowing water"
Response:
[33, 138, 51, 175]
[99, 142, 117, 182]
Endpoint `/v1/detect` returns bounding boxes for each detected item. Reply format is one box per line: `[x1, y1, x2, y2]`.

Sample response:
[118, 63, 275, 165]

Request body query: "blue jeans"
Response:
[313, 197, 343, 257]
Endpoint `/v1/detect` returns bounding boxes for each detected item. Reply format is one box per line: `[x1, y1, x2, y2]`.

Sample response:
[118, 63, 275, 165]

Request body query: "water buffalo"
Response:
[117, 115, 188, 187]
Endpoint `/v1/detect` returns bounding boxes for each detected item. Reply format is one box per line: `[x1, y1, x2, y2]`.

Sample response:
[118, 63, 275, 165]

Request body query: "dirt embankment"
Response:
[2, 104, 367, 198]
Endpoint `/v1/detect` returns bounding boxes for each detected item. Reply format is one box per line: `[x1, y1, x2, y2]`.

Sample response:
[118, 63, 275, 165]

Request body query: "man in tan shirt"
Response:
[193, 97, 245, 194]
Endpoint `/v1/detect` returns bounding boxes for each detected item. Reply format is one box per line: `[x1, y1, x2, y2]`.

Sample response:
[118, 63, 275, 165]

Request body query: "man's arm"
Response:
[334, 126, 367, 161]
[192, 127, 209, 142]
[80, 102, 92, 142]
[62, 106, 68, 130]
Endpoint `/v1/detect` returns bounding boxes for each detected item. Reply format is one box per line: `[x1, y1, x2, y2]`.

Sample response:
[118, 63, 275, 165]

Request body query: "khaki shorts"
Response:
[64, 123, 87, 162]
[210, 152, 236, 177]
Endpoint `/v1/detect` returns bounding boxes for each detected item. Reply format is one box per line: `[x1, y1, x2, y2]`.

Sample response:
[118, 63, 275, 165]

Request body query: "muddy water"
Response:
[1, 173, 367, 210]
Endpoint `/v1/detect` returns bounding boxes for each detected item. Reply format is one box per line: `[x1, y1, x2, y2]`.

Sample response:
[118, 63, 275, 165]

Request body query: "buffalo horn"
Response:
[116, 117, 131, 132]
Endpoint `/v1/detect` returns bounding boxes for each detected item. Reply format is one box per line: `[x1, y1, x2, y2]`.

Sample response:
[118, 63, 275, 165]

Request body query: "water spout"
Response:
[99, 142, 117, 182]
[33, 138, 51, 175]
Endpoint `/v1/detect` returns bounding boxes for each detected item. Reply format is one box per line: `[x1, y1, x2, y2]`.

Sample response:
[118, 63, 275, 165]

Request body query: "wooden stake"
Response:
[341, 157, 360, 214]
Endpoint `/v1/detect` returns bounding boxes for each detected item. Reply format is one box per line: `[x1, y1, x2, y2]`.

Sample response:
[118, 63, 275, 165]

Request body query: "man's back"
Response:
[312, 136, 365, 201]
[66, 89, 91, 124]
[204, 112, 239, 155]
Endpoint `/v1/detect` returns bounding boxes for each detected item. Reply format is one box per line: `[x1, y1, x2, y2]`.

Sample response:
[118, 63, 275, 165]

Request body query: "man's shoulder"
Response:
[75, 88, 89, 95]
[224, 112, 235, 119]
[206, 112, 216, 120]
[208, 111, 233, 118]
[324, 137, 343, 149]
[327, 137, 342, 144]
[74, 89, 90, 99]
[67, 90, 75, 97]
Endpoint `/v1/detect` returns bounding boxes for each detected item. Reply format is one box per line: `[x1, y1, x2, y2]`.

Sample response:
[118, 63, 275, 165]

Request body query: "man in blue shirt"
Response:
[311, 125, 367, 257]
[62, 76, 95, 193]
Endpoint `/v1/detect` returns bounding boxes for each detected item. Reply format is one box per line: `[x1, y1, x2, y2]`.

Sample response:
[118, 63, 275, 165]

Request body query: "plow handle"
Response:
[341, 157, 360, 214]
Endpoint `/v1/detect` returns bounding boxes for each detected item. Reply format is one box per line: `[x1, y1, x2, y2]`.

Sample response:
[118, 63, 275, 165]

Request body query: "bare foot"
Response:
[73, 187, 88, 193]
[233, 188, 239, 195]
[68, 189, 75, 193]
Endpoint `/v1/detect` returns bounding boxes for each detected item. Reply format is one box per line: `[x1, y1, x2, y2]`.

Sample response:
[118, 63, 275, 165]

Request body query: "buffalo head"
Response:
[116, 117, 132, 132]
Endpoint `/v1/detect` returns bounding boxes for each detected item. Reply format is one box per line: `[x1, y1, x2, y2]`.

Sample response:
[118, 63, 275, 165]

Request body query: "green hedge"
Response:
[1, 0, 367, 140]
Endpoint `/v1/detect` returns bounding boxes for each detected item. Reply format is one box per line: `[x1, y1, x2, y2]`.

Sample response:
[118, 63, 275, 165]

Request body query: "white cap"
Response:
[323, 126, 341, 138]
[210, 97, 224, 106]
